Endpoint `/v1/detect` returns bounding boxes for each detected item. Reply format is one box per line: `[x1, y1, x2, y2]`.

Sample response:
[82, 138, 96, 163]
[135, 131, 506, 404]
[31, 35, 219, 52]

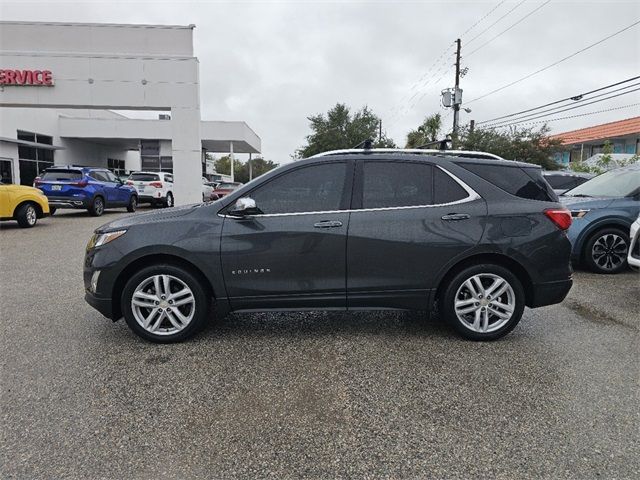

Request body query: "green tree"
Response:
[570, 140, 639, 174]
[212, 155, 278, 183]
[298, 103, 395, 158]
[405, 113, 442, 148]
[456, 124, 563, 170]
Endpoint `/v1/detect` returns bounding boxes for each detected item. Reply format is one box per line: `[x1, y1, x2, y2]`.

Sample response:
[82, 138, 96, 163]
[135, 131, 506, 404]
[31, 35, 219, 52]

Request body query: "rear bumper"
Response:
[528, 278, 573, 308]
[47, 196, 90, 209]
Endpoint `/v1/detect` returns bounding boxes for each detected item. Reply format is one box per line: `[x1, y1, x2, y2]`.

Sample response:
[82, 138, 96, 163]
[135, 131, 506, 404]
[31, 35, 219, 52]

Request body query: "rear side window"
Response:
[459, 163, 555, 201]
[362, 161, 432, 208]
[434, 168, 469, 204]
[130, 173, 160, 182]
[41, 170, 82, 181]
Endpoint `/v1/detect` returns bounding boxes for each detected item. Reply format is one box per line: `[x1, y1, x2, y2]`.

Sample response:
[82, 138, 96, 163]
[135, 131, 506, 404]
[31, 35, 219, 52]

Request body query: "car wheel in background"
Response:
[16, 203, 38, 228]
[584, 227, 629, 274]
[88, 196, 105, 216]
[121, 264, 211, 343]
[49, 207, 56, 215]
[127, 195, 137, 213]
[164, 192, 174, 208]
[440, 264, 525, 341]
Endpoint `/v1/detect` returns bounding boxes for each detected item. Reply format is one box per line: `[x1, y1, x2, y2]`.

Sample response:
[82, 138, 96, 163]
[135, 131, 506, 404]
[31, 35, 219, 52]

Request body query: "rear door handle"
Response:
[441, 213, 470, 221]
[313, 220, 343, 228]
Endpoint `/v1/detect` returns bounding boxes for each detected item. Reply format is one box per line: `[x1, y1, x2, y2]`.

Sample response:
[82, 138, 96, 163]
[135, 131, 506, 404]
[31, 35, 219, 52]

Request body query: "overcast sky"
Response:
[1, 0, 639, 163]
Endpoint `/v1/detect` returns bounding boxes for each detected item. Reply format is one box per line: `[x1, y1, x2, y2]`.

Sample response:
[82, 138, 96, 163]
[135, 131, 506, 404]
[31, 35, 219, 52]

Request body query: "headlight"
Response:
[87, 230, 127, 249]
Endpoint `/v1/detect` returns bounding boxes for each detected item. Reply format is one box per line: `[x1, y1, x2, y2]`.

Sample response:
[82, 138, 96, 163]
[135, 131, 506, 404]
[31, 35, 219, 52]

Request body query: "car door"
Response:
[220, 160, 353, 310]
[346, 159, 487, 310]
[105, 170, 129, 204]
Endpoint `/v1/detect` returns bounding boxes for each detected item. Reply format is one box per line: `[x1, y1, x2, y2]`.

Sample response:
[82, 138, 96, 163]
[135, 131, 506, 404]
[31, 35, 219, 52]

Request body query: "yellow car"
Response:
[0, 182, 50, 228]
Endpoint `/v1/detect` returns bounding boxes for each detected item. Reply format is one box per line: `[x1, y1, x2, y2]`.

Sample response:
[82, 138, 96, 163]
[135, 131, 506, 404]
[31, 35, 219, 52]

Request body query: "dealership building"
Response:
[0, 21, 261, 204]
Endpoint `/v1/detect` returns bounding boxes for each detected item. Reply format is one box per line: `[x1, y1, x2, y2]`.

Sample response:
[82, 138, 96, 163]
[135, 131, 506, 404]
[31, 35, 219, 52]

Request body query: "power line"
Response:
[478, 76, 640, 125]
[465, 0, 528, 45]
[487, 103, 640, 129]
[461, 0, 509, 37]
[484, 87, 640, 128]
[466, 0, 552, 57]
[467, 19, 640, 104]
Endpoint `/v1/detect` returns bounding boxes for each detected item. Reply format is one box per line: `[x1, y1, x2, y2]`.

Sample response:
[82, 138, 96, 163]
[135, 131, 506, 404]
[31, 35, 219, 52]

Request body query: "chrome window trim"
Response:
[220, 166, 481, 219]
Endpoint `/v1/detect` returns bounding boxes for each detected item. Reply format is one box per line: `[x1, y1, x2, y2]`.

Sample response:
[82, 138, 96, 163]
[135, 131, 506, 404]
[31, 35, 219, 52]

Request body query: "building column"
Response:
[171, 106, 202, 205]
[230, 141, 234, 182]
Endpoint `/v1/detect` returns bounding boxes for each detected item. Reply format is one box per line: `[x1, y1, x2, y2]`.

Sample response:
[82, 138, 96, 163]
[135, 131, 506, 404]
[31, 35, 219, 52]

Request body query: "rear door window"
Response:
[41, 170, 83, 181]
[89, 171, 109, 182]
[362, 161, 433, 209]
[459, 163, 556, 201]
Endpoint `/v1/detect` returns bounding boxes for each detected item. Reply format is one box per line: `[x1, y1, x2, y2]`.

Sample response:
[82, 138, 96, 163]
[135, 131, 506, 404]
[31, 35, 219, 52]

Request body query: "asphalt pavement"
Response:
[1, 209, 639, 479]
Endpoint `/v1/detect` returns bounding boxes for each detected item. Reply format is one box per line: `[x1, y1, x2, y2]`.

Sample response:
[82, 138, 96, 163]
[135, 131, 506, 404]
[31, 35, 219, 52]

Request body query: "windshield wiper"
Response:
[567, 194, 592, 197]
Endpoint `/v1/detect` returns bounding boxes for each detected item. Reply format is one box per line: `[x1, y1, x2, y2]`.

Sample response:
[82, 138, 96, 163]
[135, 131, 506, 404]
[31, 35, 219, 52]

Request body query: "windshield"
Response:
[564, 168, 640, 197]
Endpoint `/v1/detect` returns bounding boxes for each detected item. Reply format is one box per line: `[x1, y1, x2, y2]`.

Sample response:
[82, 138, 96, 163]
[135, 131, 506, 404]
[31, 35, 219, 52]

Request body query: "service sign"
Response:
[0, 69, 54, 86]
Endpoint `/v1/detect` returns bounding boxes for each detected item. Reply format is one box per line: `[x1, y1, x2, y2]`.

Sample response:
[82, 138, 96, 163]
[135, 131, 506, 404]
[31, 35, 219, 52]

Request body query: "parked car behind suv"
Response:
[211, 181, 243, 200]
[84, 149, 573, 343]
[127, 171, 174, 208]
[36, 166, 138, 216]
[0, 181, 50, 228]
[561, 164, 640, 273]
[543, 171, 594, 195]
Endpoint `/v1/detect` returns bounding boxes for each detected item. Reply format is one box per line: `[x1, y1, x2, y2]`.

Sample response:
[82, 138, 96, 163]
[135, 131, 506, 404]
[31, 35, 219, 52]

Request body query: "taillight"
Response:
[149, 182, 163, 188]
[544, 208, 572, 231]
[71, 180, 88, 187]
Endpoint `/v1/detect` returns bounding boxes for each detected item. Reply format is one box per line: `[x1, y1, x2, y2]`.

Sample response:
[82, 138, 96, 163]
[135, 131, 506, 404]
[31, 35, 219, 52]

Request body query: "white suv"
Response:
[127, 171, 174, 207]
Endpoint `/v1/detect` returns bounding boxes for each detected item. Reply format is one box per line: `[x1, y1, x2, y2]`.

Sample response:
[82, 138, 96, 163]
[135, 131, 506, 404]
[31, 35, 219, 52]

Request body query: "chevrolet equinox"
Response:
[84, 150, 573, 342]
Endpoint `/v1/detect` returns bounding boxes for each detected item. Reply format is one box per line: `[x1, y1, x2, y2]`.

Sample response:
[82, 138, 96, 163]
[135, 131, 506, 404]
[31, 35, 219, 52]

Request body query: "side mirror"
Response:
[229, 197, 260, 216]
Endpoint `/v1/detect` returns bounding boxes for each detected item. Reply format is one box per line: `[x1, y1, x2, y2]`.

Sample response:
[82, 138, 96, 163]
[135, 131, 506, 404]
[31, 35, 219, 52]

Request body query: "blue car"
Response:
[35, 166, 138, 217]
[561, 164, 640, 273]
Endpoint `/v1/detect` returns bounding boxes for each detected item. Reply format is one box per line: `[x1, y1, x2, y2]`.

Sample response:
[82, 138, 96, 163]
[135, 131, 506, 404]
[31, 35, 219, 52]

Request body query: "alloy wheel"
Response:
[95, 198, 104, 215]
[131, 274, 196, 335]
[591, 233, 628, 271]
[26, 205, 37, 226]
[454, 273, 515, 333]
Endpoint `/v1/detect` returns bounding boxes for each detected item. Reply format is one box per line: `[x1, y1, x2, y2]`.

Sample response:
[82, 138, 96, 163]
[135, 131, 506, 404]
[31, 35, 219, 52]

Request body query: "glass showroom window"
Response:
[17, 130, 54, 186]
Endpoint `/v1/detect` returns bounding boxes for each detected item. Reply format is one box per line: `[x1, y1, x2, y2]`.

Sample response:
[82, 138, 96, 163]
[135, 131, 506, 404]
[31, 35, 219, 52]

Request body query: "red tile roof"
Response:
[549, 116, 640, 145]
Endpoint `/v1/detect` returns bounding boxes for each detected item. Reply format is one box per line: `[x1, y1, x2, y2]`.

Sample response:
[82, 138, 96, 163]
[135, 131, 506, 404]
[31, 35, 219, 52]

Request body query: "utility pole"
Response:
[379, 119, 382, 144]
[452, 38, 462, 136]
[248, 152, 252, 181]
[469, 119, 475, 133]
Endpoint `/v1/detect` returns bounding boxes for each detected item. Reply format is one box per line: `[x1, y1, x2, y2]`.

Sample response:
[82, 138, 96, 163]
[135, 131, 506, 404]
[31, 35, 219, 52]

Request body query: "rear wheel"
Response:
[164, 192, 174, 208]
[16, 203, 38, 228]
[121, 264, 211, 343]
[440, 264, 525, 341]
[127, 195, 137, 213]
[584, 228, 629, 274]
[88, 196, 105, 216]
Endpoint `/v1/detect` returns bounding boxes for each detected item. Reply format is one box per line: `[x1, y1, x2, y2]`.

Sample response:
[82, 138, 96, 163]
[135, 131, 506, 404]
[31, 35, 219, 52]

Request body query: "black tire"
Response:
[15, 203, 38, 228]
[164, 192, 174, 208]
[583, 227, 629, 274]
[440, 263, 525, 341]
[121, 264, 211, 343]
[88, 196, 105, 216]
[49, 207, 57, 215]
[127, 195, 138, 213]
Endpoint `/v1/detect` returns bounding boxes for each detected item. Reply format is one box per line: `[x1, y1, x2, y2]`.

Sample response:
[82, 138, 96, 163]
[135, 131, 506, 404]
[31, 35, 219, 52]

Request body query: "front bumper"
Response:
[84, 291, 113, 319]
[528, 278, 573, 308]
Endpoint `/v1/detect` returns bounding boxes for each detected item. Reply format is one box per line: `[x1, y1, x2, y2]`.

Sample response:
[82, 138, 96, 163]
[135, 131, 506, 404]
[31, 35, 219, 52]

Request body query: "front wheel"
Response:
[584, 228, 629, 274]
[121, 264, 211, 343]
[440, 264, 525, 341]
[127, 195, 137, 213]
[16, 203, 38, 228]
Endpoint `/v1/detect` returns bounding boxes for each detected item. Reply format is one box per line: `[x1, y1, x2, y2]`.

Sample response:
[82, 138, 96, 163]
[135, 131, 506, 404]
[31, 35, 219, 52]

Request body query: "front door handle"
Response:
[441, 213, 471, 221]
[313, 220, 343, 228]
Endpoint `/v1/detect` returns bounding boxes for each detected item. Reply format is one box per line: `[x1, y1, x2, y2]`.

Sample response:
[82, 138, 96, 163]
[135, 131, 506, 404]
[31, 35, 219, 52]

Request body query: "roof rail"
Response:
[308, 148, 505, 161]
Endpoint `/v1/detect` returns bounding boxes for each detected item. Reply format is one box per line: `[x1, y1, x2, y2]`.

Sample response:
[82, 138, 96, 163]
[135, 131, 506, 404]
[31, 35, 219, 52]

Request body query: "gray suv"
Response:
[84, 150, 573, 343]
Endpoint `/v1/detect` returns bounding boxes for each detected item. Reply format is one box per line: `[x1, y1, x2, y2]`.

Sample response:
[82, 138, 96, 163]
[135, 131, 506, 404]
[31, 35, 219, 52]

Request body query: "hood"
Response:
[96, 203, 202, 232]
[559, 195, 615, 209]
